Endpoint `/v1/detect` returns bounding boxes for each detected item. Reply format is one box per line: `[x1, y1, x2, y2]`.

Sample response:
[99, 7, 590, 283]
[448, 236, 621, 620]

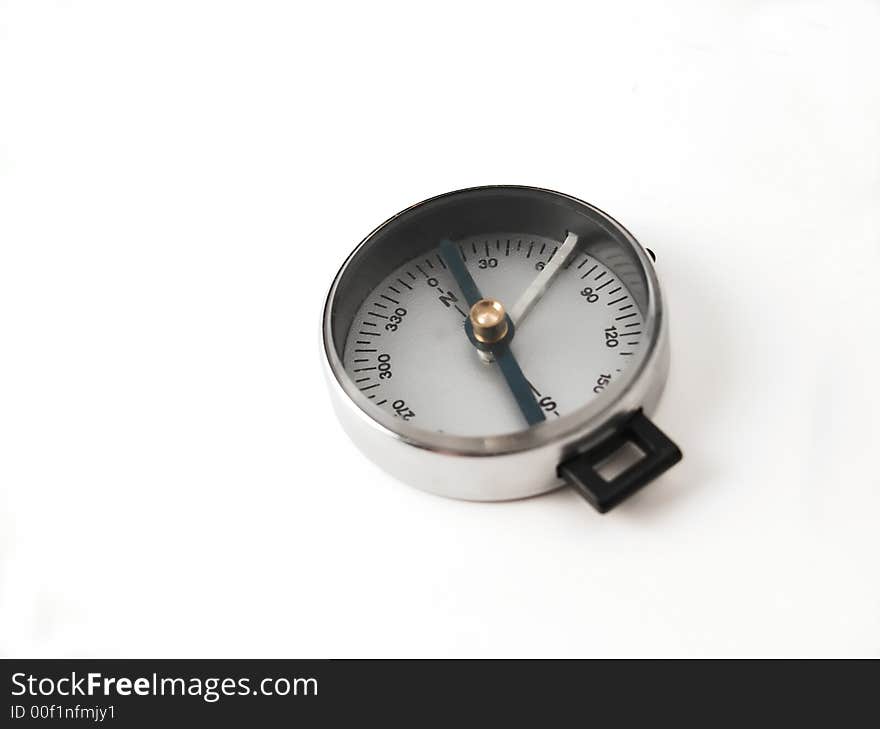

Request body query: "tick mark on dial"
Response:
[580, 265, 598, 279]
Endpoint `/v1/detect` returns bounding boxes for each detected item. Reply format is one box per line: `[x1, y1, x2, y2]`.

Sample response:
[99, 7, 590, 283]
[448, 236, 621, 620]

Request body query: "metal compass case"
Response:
[322, 186, 682, 512]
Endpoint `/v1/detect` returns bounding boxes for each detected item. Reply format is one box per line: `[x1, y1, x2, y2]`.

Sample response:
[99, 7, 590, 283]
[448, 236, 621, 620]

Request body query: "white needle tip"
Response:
[509, 231, 580, 327]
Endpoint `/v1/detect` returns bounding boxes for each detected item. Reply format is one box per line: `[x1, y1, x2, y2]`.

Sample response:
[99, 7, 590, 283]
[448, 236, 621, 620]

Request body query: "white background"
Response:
[2, 1, 879, 657]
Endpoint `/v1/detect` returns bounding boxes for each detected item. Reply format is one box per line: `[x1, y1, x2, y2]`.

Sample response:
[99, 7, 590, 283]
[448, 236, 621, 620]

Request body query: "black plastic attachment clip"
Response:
[557, 410, 682, 513]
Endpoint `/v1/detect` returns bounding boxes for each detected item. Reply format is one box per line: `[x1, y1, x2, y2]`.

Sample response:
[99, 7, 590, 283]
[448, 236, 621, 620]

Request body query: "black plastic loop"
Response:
[557, 410, 682, 513]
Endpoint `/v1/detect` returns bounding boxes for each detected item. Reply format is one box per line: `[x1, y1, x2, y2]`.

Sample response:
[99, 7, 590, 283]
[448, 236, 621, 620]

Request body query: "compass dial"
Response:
[342, 234, 644, 437]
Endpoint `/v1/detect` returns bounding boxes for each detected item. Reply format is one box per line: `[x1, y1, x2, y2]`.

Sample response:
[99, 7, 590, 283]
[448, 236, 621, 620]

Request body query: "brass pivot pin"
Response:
[470, 298, 509, 344]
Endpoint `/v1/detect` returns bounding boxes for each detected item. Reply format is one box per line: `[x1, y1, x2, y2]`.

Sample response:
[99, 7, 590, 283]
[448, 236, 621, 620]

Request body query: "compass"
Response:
[322, 186, 682, 512]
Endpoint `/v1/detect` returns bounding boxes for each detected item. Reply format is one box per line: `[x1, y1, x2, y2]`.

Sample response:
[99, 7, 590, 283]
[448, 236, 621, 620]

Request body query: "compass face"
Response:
[341, 233, 645, 437]
[325, 187, 659, 443]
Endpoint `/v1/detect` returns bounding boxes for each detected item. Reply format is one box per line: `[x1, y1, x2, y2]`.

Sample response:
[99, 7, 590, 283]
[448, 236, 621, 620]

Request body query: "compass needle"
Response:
[509, 231, 580, 327]
[440, 240, 544, 425]
[324, 187, 682, 508]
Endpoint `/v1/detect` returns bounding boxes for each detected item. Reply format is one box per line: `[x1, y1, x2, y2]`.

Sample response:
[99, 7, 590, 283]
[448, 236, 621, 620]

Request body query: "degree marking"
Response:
[581, 265, 598, 279]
